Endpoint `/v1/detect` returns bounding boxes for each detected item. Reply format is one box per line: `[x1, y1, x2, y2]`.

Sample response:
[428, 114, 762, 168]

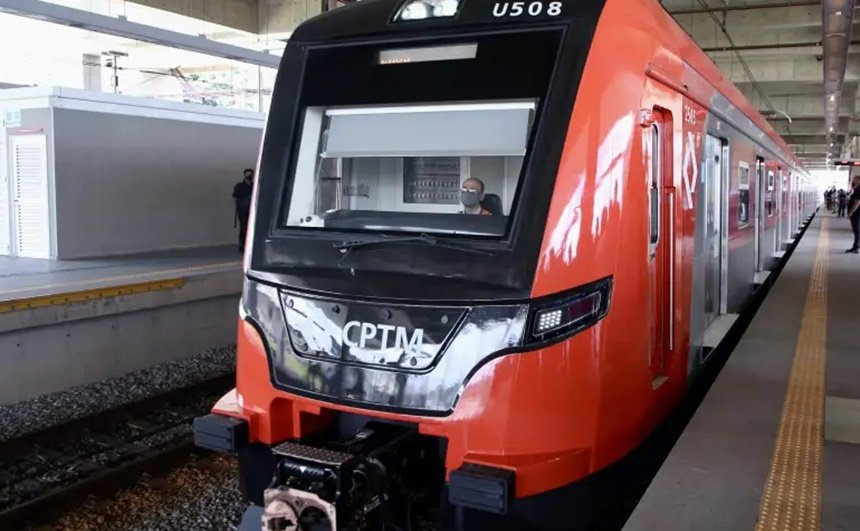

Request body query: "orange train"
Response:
[193, 0, 816, 529]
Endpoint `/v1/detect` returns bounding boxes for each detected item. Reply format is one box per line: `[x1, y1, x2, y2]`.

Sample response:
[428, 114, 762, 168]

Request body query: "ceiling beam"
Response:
[0, 0, 281, 68]
[703, 40, 860, 53]
[667, 1, 822, 15]
[127, 0, 257, 33]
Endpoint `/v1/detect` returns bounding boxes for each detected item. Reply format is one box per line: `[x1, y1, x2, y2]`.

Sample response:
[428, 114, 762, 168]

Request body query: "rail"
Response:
[0, 374, 234, 528]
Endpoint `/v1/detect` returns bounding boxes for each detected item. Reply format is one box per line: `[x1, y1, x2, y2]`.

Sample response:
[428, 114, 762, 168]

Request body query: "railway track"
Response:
[0, 374, 234, 529]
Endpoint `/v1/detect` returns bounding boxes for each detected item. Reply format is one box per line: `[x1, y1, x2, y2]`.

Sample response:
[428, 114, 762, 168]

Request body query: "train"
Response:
[193, 0, 818, 529]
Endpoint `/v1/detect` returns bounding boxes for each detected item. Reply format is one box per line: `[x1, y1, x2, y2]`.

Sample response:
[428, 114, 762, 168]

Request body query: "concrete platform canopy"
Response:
[129, 0, 329, 35]
[661, 0, 859, 170]
[0, 0, 354, 111]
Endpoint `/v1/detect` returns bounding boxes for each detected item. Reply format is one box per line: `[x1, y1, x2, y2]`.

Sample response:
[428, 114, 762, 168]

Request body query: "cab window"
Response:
[283, 100, 537, 236]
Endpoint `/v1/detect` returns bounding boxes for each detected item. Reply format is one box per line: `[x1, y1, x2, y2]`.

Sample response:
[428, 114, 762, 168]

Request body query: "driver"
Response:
[459, 178, 491, 215]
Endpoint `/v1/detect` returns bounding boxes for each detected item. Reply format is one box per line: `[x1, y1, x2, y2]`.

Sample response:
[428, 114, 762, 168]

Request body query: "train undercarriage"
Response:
[197, 413, 527, 531]
[256, 421, 444, 531]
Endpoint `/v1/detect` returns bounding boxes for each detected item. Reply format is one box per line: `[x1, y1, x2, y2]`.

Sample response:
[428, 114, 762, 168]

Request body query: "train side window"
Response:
[767, 170, 775, 217]
[738, 162, 750, 227]
[649, 124, 660, 246]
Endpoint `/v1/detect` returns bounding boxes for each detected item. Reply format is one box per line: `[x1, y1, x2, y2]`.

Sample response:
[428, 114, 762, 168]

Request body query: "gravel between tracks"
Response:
[0, 345, 236, 442]
[52, 454, 246, 531]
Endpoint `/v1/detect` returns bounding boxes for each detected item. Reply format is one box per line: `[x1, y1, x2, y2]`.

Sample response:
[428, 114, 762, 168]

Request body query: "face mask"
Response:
[460, 190, 482, 208]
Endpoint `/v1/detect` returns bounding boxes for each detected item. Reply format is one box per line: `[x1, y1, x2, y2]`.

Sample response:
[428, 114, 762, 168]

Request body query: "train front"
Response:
[194, 1, 619, 530]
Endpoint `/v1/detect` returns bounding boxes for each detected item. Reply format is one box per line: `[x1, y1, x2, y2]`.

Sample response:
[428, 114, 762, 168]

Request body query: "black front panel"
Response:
[241, 0, 608, 413]
[290, 0, 607, 41]
[298, 31, 561, 109]
[248, 0, 606, 302]
[247, 279, 528, 414]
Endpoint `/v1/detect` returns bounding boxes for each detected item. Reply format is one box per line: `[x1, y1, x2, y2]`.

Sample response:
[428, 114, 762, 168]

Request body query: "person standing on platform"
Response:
[846, 177, 860, 254]
[838, 189, 848, 217]
[233, 168, 254, 252]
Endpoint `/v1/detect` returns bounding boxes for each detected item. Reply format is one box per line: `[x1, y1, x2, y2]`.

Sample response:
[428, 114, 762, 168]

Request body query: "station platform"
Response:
[0, 247, 243, 404]
[624, 213, 860, 531]
[0, 246, 240, 304]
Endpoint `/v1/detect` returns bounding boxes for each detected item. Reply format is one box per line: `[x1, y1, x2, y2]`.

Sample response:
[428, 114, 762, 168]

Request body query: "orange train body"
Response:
[196, 0, 816, 528]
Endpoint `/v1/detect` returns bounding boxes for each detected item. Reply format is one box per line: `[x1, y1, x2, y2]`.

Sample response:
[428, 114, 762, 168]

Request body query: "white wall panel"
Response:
[52, 107, 263, 258]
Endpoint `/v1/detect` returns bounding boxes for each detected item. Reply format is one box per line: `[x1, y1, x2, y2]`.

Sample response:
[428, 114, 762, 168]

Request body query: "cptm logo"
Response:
[343, 321, 425, 352]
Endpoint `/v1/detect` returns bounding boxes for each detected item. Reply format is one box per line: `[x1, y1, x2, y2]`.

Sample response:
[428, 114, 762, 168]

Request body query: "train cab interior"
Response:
[284, 100, 536, 236]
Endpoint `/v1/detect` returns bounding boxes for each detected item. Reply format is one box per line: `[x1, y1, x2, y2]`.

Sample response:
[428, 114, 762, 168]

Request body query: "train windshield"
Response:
[284, 100, 537, 237]
[252, 27, 572, 297]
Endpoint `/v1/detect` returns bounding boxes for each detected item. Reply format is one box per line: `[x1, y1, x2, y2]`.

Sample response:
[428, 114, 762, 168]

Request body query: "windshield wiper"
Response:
[334, 233, 493, 260]
[334, 233, 437, 252]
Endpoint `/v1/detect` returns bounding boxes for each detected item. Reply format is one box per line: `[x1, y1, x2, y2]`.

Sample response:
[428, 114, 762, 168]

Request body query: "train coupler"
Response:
[262, 487, 337, 531]
[254, 421, 439, 531]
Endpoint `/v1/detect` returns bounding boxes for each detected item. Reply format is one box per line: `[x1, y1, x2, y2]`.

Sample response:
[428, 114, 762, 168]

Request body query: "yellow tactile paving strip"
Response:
[755, 217, 828, 531]
[0, 261, 241, 313]
[0, 278, 185, 314]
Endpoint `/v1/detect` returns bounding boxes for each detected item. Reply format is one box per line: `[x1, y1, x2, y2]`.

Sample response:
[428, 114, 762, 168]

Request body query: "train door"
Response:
[788, 173, 795, 234]
[774, 169, 783, 253]
[647, 113, 672, 384]
[792, 173, 799, 235]
[766, 168, 776, 259]
[755, 157, 765, 271]
[703, 135, 724, 328]
[779, 170, 793, 250]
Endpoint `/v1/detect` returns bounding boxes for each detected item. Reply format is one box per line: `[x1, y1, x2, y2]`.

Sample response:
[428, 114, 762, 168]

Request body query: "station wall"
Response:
[52, 108, 262, 258]
[0, 87, 266, 259]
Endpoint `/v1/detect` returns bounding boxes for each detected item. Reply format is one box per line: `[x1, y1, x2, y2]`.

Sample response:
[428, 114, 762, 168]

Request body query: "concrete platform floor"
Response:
[0, 245, 243, 403]
[0, 245, 241, 301]
[623, 213, 860, 531]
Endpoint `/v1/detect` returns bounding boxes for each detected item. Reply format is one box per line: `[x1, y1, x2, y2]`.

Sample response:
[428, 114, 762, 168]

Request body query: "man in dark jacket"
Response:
[846, 176, 860, 254]
[233, 168, 254, 252]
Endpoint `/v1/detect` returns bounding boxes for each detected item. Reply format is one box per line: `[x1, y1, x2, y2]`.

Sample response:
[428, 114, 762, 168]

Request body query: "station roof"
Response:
[2, 1, 852, 170]
[660, 0, 859, 170]
[133, 0, 855, 169]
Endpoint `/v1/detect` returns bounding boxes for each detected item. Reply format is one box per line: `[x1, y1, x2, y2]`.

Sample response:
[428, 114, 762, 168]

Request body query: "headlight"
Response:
[528, 277, 613, 344]
[395, 0, 461, 21]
